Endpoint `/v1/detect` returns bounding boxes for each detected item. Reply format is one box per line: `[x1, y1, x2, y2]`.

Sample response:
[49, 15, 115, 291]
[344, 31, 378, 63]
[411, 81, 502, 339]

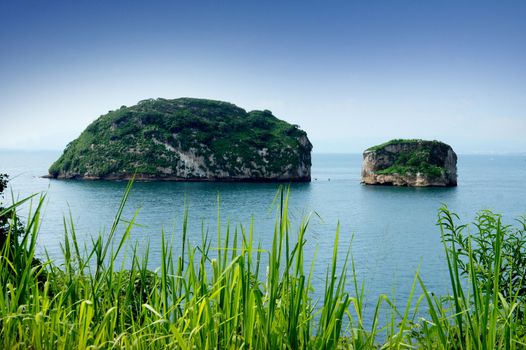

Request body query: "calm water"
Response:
[1, 150, 526, 311]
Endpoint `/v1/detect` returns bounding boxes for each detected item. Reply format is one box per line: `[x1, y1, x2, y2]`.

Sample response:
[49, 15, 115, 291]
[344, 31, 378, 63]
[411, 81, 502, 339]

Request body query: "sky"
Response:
[0, 0, 525, 154]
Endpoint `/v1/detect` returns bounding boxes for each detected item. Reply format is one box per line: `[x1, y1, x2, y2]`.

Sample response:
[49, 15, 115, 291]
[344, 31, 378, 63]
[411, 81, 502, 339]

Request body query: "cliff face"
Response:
[48, 98, 312, 182]
[361, 139, 457, 187]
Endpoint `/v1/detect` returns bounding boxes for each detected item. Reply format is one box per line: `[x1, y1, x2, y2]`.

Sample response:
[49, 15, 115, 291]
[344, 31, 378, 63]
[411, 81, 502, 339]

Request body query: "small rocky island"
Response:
[48, 98, 312, 181]
[361, 139, 457, 187]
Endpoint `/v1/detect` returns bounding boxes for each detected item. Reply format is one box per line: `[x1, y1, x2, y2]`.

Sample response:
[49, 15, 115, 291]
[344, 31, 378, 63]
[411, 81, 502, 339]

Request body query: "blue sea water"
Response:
[1, 150, 526, 314]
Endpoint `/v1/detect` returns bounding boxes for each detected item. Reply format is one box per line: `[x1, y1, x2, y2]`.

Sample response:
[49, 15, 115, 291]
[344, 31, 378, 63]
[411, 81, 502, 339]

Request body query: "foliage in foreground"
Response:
[1, 181, 525, 349]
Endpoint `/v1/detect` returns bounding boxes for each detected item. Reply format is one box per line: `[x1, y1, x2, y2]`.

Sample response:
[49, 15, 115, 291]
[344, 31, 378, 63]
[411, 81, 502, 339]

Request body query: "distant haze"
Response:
[1, 1, 525, 154]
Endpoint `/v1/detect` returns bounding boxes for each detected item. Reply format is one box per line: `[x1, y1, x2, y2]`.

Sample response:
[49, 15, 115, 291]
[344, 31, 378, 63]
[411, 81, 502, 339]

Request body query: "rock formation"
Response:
[361, 139, 457, 187]
[47, 98, 312, 182]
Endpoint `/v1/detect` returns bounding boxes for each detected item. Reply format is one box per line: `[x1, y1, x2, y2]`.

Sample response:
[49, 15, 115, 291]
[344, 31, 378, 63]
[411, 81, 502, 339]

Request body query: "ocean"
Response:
[1, 150, 526, 312]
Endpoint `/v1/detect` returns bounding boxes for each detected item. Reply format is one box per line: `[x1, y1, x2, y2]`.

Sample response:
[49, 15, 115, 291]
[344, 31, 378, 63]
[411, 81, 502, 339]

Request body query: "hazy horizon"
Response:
[1, 1, 525, 154]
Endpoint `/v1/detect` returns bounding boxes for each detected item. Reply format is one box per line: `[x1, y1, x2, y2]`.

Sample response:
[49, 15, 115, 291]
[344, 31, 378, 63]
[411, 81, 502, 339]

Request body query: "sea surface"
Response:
[1, 150, 526, 316]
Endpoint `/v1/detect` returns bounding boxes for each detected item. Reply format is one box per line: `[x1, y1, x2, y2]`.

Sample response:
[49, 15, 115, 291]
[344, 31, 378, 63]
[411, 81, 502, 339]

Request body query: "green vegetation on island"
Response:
[362, 139, 458, 186]
[48, 98, 312, 181]
[368, 139, 451, 177]
[2, 180, 526, 348]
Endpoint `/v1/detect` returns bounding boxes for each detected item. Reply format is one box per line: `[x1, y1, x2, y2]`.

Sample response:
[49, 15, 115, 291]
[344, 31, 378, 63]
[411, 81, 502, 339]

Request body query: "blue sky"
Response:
[1, 0, 525, 153]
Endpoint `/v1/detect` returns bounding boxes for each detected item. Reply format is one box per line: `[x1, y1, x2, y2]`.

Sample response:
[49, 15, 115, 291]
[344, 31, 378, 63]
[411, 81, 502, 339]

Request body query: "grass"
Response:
[1, 182, 525, 348]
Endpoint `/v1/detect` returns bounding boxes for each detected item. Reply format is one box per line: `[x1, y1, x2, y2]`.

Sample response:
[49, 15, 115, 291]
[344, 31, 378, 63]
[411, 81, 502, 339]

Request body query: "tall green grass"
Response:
[0, 182, 525, 349]
[415, 207, 526, 349]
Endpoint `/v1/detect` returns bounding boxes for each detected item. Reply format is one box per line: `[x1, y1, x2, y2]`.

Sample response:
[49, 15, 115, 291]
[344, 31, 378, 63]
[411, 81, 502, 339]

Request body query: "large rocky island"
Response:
[361, 139, 457, 187]
[48, 98, 312, 181]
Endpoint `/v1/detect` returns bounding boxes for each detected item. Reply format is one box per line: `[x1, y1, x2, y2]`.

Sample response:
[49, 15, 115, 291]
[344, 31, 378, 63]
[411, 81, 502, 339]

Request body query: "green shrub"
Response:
[415, 207, 526, 348]
[442, 209, 526, 316]
[0, 174, 24, 252]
